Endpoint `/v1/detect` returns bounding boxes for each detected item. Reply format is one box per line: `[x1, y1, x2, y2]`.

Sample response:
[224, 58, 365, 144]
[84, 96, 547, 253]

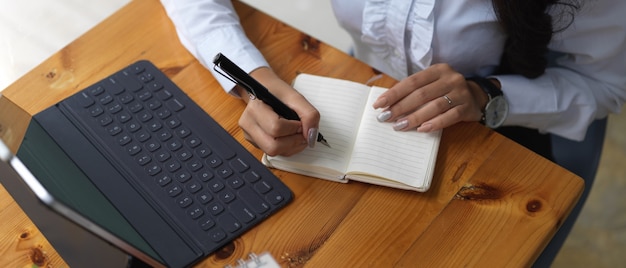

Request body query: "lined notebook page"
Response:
[347, 86, 441, 188]
[266, 74, 371, 174]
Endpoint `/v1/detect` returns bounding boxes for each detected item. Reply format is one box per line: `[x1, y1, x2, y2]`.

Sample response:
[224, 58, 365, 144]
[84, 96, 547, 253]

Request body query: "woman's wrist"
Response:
[466, 79, 489, 121]
[466, 77, 503, 122]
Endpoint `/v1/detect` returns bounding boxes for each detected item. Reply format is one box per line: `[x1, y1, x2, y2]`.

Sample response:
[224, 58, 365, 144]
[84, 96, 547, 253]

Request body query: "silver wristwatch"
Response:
[467, 77, 509, 129]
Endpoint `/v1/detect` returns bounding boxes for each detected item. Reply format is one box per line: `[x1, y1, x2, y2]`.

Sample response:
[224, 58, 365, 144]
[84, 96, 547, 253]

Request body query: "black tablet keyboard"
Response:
[53, 60, 293, 255]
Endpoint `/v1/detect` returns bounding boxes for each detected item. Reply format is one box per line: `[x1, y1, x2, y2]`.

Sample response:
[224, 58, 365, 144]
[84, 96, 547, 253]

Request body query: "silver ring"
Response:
[443, 95, 452, 106]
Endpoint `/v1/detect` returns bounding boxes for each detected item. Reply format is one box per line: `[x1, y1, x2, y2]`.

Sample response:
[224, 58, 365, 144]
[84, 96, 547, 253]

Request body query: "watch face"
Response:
[484, 96, 508, 128]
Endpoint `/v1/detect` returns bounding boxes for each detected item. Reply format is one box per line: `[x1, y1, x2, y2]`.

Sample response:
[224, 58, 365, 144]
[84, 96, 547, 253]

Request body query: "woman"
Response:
[161, 0, 626, 265]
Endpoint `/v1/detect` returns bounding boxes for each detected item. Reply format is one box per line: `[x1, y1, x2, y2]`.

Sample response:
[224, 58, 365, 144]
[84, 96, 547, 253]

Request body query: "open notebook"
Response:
[262, 74, 441, 192]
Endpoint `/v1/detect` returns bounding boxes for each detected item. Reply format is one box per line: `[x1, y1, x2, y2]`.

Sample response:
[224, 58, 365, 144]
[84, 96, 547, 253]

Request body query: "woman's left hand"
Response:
[373, 63, 488, 132]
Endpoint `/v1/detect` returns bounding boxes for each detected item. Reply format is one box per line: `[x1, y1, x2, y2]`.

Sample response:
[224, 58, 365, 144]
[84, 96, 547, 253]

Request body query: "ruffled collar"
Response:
[361, 0, 435, 79]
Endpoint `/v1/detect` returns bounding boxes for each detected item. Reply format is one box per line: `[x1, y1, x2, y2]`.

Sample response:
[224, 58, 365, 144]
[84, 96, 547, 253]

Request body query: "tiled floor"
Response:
[1, 1, 624, 267]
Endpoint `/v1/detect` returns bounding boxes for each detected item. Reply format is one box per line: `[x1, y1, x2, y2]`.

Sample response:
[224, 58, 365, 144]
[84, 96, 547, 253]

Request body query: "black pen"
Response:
[212, 53, 330, 148]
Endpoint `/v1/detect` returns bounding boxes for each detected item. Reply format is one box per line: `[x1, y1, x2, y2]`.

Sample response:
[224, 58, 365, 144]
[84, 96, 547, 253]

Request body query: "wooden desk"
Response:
[0, 0, 584, 267]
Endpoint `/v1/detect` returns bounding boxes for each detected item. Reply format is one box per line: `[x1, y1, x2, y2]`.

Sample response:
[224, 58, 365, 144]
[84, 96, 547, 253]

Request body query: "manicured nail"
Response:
[377, 110, 392, 122]
[307, 128, 318, 148]
[373, 96, 388, 108]
[417, 122, 433, 132]
[393, 119, 408, 131]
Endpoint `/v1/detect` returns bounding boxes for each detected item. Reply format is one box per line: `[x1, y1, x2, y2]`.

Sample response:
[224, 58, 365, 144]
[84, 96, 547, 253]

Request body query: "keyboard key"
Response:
[207, 156, 222, 168]
[187, 206, 204, 219]
[127, 121, 141, 132]
[107, 103, 123, 114]
[187, 182, 202, 193]
[75, 91, 95, 107]
[238, 187, 270, 214]
[156, 108, 171, 119]
[187, 160, 203, 172]
[177, 149, 193, 161]
[217, 214, 241, 233]
[129, 102, 143, 113]
[118, 134, 132, 146]
[90, 106, 104, 117]
[135, 131, 151, 142]
[146, 164, 161, 176]
[119, 71, 143, 92]
[254, 181, 273, 194]
[119, 93, 134, 104]
[176, 127, 191, 138]
[175, 171, 192, 183]
[106, 77, 126, 95]
[167, 139, 183, 151]
[244, 171, 261, 183]
[149, 82, 164, 92]
[155, 150, 171, 162]
[156, 89, 172, 100]
[99, 94, 114, 105]
[198, 169, 214, 182]
[89, 86, 105, 96]
[166, 160, 181, 172]
[156, 174, 172, 186]
[229, 200, 256, 223]
[139, 72, 154, 83]
[227, 177, 245, 189]
[186, 136, 202, 148]
[196, 191, 213, 204]
[266, 191, 286, 205]
[147, 120, 162, 131]
[208, 180, 225, 193]
[219, 190, 236, 203]
[145, 140, 161, 152]
[199, 217, 215, 231]
[167, 185, 182, 197]
[166, 98, 185, 112]
[166, 117, 182, 128]
[138, 90, 152, 101]
[177, 196, 193, 208]
[127, 144, 142, 155]
[117, 111, 132, 123]
[139, 111, 153, 122]
[230, 158, 250, 173]
[147, 99, 162, 110]
[156, 130, 172, 142]
[207, 202, 225, 216]
[217, 166, 233, 179]
[136, 154, 151, 166]
[196, 145, 211, 158]
[208, 229, 226, 242]
[99, 115, 113, 126]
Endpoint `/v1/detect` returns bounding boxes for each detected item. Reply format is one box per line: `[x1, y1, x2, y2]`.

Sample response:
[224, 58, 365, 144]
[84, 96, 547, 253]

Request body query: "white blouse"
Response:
[161, 0, 626, 141]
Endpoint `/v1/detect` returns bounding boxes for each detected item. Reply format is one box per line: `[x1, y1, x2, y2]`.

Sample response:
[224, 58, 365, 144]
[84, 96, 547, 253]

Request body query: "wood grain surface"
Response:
[0, 0, 583, 267]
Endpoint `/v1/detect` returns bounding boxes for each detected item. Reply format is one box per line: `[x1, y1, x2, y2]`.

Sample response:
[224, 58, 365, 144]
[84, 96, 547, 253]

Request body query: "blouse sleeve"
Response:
[160, 0, 268, 94]
[492, 0, 626, 141]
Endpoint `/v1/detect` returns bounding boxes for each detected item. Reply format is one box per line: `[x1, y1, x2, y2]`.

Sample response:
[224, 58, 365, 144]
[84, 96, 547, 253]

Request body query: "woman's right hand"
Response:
[237, 67, 320, 156]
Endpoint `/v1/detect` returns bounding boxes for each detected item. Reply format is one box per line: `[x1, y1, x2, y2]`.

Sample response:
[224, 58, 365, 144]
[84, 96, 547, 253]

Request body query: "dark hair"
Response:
[492, 0, 581, 78]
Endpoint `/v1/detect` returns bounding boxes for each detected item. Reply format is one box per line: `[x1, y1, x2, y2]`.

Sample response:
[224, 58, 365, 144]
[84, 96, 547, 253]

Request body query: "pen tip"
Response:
[320, 139, 331, 148]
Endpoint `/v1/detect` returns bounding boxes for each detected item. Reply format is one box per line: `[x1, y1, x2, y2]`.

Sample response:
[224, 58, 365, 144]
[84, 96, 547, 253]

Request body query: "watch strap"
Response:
[466, 76, 504, 126]
[466, 76, 503, 100]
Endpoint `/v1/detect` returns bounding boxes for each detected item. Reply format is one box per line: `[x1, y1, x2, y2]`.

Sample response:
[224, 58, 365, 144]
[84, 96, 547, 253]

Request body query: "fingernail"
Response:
[373, 96, 388, 108]
[307, 128, 318, 148]
[377, 110, 392, 122]
[417, 122, 432, 132]
[393, 119, 409, 131]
